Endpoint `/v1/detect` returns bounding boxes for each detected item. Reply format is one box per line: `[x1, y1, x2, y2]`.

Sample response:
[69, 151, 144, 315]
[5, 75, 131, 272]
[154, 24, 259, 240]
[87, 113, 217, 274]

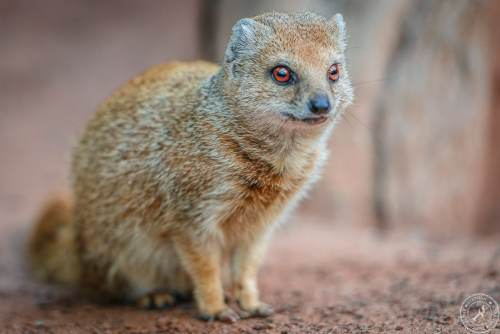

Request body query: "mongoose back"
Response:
[29, 11, 353, 322]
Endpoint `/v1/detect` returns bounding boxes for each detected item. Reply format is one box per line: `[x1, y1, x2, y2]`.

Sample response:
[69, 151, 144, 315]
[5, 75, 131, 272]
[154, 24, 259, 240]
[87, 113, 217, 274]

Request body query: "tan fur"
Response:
[29, 193, 80, 285]
[28, 12, 353, 322]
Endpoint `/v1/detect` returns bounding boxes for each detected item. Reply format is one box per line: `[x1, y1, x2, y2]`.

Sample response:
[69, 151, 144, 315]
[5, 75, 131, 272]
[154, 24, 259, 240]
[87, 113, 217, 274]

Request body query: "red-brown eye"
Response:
[328, 63, 341, 82]
[272, 66, 292, 84]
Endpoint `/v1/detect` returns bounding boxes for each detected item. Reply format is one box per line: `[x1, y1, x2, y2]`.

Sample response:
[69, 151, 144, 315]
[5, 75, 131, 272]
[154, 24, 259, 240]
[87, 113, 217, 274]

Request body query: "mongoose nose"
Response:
[308, 95, 331, 115]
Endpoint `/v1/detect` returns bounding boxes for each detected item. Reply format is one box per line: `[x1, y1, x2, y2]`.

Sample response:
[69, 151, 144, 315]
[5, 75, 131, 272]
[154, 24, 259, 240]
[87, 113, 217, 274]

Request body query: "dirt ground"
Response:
[0, 221, 499, 334]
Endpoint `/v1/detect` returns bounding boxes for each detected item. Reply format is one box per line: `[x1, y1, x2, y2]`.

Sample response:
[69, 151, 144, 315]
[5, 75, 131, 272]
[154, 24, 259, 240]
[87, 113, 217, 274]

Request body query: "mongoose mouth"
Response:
[281, 113, 329, 126]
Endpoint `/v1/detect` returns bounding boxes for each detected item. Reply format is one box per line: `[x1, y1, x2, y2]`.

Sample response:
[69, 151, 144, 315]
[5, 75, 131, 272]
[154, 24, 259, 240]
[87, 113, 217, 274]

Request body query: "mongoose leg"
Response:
[232, 234, 274, 317]
[173, 236, 239, 323]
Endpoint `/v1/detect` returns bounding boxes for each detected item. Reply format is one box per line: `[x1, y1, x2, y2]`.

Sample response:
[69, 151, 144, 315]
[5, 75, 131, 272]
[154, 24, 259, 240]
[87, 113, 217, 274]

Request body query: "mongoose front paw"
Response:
[137, 292, 176, 309]
[199, 307, 240, 323]
[238, 302, 274, 318]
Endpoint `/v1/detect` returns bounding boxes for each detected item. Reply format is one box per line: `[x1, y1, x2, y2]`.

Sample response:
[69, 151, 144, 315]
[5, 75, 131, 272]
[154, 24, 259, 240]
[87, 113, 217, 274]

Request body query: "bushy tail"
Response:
[28, 193, 80, 286]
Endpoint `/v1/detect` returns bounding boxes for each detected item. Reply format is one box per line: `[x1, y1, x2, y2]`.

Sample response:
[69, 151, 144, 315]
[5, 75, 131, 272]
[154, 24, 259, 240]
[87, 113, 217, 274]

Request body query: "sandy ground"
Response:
[0, 221, 499, 334]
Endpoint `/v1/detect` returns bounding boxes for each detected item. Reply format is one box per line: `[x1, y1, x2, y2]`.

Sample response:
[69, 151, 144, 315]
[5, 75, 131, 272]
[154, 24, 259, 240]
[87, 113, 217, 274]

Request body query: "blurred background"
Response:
[1, 0, 499, 241]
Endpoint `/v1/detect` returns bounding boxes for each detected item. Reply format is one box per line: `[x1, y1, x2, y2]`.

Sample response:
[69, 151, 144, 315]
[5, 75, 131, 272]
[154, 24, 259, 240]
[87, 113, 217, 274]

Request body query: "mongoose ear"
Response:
[330, 13, 347, 52]
[224, 18, 268, 63]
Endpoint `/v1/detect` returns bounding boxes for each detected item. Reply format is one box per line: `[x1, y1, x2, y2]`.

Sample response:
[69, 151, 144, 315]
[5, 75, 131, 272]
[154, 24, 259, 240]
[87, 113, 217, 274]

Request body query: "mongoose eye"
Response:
[271, 66, 293, 85]
[328, 63, 341, 82]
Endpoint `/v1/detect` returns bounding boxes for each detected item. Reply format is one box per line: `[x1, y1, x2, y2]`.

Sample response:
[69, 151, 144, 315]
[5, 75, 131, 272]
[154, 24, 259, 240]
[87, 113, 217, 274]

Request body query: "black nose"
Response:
[308, 95, 331, 114]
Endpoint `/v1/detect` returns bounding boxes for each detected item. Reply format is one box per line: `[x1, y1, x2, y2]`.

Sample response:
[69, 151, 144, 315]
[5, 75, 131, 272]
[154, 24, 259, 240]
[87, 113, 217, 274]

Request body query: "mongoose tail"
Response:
[28, 193, 80, 286]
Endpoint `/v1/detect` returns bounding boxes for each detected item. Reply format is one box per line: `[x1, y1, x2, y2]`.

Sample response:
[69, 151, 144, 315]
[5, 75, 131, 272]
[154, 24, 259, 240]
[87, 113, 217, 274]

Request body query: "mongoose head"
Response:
[223, 12, 353, 132]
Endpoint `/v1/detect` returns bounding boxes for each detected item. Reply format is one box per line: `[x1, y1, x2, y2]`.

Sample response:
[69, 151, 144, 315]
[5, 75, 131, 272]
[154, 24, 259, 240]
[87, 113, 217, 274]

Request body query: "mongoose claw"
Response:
[254, 303, 274, 317]
[218, 308, 240, 323]
[199, 307, 240, 323]
[240, 303, 274, 318]
[237, 309, 252, 319]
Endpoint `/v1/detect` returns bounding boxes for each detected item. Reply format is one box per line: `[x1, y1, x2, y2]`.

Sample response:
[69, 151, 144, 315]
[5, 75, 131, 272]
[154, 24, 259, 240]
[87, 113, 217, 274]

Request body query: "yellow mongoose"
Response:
[29, 12, 353, 322]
